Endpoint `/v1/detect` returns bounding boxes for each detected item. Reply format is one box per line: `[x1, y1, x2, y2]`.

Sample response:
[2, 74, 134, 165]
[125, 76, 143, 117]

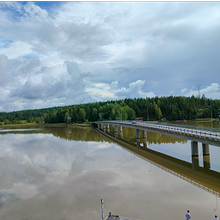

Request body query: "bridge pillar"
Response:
[136, 129, 140, 139]
[98, 124, 101, 130]
[118, 126, 123, 138]
[142, 130, 147, 138]
[119, 131, 123, 139]
[114, 125, 118, 133]
[191, 141, 199, 170]
[107, 124, 110, 133]
[202, 143, 210, 169]
[143, 138, 147, 148]
[103, 124, 106, 132]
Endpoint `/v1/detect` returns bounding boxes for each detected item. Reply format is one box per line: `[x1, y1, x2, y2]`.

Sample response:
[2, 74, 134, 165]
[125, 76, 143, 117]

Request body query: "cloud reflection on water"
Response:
[0, 129, 219, 220]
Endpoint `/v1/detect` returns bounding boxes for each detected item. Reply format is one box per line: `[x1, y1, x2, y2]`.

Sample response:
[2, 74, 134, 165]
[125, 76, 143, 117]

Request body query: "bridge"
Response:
[94, 120, 220, 147]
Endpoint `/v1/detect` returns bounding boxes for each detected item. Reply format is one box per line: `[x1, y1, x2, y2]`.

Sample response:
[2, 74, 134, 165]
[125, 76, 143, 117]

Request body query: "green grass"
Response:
[195, 118, 219, 122]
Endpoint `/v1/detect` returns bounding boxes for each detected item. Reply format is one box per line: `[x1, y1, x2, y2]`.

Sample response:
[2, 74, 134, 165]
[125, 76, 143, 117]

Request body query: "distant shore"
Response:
[0, 118, 219, 129]
[0, 123, 92, 128]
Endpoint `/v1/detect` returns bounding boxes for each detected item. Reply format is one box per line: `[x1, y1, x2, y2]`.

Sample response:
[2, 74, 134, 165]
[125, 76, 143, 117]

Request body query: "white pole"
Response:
[101, 199, 104, 220]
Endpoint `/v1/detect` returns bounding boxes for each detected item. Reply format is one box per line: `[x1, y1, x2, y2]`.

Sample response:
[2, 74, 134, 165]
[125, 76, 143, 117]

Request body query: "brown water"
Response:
[0, 125, 220, 220]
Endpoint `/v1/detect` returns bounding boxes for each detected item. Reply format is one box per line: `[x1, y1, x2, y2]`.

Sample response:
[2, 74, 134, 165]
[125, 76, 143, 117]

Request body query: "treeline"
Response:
[0, 106, 62, 125]
[0, 95, 220, 125]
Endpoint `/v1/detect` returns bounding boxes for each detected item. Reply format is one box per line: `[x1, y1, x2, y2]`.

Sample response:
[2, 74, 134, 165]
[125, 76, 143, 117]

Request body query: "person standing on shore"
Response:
[185, 210, 191, 220]
[214, 215, 218, 220]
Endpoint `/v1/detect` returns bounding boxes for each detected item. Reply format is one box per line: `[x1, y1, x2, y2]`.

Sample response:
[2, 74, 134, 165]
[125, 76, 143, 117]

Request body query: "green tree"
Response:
[79, 108, 86, 122]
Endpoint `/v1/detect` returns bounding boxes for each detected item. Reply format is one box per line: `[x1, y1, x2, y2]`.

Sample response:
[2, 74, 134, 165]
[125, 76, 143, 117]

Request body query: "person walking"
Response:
[214, 215, 218, 220]
[185, 210, 191, 220]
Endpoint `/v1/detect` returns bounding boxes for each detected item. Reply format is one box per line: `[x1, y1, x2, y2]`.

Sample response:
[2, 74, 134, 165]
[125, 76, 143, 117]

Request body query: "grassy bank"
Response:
[195, 118, 219, 122]
[0, 122, 93, 128]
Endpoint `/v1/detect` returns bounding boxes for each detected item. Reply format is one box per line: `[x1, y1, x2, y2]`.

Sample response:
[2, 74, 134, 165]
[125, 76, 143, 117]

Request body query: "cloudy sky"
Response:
[0, 1, 220, 112]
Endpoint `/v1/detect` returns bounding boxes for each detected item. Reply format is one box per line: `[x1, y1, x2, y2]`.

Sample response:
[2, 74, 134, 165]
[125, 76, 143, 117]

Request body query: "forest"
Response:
[0, 95, 220, 125]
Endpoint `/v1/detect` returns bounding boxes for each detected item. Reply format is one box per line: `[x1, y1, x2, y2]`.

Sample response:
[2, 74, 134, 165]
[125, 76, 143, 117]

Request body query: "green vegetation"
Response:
[0, 95, 220, 125]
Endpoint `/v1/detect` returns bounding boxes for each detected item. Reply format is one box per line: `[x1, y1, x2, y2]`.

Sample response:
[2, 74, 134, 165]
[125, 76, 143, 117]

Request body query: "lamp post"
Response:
[145, 105, 149, 121]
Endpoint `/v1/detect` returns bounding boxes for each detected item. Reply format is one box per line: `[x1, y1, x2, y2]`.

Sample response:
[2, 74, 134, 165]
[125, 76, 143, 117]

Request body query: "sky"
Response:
[0, 1, 220, 112]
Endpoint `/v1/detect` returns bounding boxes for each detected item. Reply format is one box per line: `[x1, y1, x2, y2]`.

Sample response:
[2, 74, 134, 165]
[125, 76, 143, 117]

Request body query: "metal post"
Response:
[101, 199, 104, 220]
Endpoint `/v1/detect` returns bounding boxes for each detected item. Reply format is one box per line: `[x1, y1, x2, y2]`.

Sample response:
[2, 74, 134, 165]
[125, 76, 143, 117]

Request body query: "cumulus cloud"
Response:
[85, 80, 155, 102]
[115, 80, 156, 99]
[9, 60, 91, 102]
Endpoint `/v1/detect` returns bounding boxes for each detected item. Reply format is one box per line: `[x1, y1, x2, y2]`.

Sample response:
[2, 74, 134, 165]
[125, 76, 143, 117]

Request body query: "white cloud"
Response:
[0, 41, 32, 59]
[97, 143, 112, 149]
[115, 80, 156, 99]
[85, 80, 155, 102]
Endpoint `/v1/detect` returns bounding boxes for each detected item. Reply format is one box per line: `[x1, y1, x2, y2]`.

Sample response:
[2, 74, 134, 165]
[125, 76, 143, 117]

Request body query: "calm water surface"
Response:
[0, 124, 220, 220]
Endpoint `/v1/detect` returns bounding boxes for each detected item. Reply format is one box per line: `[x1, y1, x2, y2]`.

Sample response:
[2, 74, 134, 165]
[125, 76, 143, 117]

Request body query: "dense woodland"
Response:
[0, 95, 220, 125]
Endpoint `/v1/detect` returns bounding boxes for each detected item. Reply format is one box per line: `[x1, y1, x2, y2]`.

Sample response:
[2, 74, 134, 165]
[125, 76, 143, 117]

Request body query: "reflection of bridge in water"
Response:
[95, 123, 220, 198]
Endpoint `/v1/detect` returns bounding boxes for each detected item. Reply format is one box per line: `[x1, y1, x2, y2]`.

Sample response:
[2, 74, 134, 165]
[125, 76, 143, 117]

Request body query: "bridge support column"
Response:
[136, 129, 140, 139]
[103, 124, 106, 132]
[143, 139, 147, 148]
[107, 124, 110, 133]
[142, 130, 147, 138]
[98, 124, 101, 130]
[114, 125, 118, 133]
[191, 141, 199, 170]
[118, 126, 123, 138]
[143, 138, 147, 148]
[202, 143, 210, 169]
[119, 131, 123, 139]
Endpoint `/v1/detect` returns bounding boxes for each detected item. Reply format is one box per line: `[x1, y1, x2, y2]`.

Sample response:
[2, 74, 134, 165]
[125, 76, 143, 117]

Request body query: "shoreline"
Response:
[0, 123, 92, 128]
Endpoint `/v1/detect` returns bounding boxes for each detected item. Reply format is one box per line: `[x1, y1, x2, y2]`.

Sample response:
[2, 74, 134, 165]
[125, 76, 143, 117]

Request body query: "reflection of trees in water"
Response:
[0, 126, 112, 143]
[44, 126, 112, 142]
[109, 126, 187, 144]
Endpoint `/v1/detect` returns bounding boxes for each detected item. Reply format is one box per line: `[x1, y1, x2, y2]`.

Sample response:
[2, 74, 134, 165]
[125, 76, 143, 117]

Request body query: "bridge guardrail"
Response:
[95, 120, 220, 141]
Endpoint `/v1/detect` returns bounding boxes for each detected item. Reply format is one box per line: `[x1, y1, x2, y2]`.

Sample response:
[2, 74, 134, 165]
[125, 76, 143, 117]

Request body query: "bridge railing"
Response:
[95, 120, 220, 141]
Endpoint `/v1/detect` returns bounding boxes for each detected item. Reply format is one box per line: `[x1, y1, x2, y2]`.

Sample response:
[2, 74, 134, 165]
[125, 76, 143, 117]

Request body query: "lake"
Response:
[0, 124, 220, 220]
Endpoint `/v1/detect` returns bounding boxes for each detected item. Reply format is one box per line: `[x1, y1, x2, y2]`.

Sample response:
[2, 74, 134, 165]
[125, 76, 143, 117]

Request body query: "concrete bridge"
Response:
[94, 120, 220, 147]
